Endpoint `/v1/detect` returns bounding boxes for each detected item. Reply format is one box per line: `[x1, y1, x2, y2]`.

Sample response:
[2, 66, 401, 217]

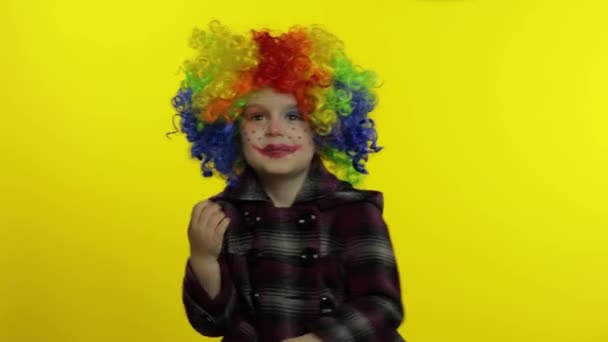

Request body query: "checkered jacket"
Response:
[182, 156, 406, 341]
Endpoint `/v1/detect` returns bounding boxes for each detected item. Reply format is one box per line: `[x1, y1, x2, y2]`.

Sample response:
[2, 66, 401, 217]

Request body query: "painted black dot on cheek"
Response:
[251, 130, 255, 134]
[298, 136, 301, 139]
[258, 137, 262, 141]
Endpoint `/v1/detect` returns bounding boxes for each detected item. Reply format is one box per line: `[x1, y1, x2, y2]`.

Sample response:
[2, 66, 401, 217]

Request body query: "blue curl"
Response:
[171, 87, 240, 180]
[323, 81, 383, 174]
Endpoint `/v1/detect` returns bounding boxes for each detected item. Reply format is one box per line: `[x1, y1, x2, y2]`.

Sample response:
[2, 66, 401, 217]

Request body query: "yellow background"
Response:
[2, 0, 607, 341]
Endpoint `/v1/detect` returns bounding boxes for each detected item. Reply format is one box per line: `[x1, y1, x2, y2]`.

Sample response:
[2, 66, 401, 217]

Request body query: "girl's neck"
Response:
[256, 165, 310, 208]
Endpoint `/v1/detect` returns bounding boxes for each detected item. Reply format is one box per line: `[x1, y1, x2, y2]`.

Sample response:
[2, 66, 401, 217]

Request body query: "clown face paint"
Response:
[239, 88, 315, 178]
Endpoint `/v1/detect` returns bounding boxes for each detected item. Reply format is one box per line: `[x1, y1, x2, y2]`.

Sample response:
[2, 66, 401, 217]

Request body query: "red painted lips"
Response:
[253, 144, 302, 159]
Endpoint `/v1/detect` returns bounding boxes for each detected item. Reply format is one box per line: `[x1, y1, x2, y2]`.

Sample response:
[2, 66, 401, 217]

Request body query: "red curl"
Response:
[250, 27, 330, 121]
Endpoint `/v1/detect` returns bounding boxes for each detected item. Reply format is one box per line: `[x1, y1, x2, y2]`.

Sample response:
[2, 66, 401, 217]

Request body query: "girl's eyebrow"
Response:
[244, 104, 299, 112]
[244, 104, 265, 110]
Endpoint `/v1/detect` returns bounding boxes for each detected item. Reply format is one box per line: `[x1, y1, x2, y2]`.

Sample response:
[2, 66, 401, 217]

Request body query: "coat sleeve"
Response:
[308, 199, 405, 341]
[182, 197, 259, 339]
[181, 245, 238, 337]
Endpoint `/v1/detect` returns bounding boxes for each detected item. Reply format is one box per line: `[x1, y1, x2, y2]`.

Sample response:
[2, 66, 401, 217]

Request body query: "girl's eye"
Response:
[287, 112, 302, 120]
[248, 113, 265, 121]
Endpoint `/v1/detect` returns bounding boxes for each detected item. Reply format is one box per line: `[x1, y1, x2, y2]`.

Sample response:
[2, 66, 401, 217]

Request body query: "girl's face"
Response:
[239, 88, 316, 178]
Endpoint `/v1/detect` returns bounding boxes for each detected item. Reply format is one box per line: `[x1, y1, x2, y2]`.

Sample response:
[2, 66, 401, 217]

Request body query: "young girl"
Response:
[170, 21, 405, 342]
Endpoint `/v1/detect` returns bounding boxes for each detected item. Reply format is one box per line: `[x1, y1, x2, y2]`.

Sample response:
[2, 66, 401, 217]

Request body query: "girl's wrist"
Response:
[189, 254, 218, 266]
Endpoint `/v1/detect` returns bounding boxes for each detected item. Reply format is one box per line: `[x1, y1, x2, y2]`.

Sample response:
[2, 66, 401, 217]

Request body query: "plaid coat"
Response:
[182, 156, 406, 341]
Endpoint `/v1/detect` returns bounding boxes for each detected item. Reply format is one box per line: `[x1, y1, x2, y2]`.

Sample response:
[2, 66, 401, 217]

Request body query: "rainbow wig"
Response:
[169, 20, 383, 187]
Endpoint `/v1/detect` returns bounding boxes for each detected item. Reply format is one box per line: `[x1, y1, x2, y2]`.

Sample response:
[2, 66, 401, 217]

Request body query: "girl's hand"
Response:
[281, 333, 322, 342]
[187, 199, 230, 261]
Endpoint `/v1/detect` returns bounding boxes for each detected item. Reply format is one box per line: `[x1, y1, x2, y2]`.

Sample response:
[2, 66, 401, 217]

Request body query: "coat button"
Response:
[247, 248, 264, 266]
[297, 213, 317, 225]
[299, 247, 319, 267]
[244, 212, 262, 227]
[244, 214, 253, 225]
[320, 295, 335, 315]
[252, 292, 260, 306]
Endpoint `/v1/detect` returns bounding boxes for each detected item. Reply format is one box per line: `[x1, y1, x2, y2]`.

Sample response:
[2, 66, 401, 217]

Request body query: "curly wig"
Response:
[169, 20, 383, 187]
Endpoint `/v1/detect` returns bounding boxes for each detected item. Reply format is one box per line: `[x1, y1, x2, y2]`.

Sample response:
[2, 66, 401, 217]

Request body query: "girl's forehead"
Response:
[247, 88, 297, 108]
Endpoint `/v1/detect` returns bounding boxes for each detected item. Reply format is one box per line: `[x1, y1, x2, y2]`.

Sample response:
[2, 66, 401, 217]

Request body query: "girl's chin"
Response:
[258, 165, 295, 175]
[251, 161, 309, 177]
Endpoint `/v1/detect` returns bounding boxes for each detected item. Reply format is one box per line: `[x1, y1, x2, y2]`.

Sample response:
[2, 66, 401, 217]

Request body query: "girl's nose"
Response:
[266, 118, 283, 136]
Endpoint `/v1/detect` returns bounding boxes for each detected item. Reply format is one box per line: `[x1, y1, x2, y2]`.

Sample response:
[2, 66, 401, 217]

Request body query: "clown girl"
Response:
[170, 21, 405, 342]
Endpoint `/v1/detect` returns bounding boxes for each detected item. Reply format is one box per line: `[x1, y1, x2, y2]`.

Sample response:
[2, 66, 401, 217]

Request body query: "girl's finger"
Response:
[198, 202, 221, 230]
[191, 200, 210, 227]
[207, 210, 226, 230]
[215, 216, 231, 237]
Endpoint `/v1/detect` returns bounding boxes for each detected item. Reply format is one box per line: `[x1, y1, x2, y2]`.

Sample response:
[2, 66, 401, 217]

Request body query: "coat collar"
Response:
[212, 154, 384, 211]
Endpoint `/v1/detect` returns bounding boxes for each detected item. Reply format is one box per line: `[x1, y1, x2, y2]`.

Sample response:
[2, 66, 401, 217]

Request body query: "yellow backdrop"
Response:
[2, 0, 607, 341]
